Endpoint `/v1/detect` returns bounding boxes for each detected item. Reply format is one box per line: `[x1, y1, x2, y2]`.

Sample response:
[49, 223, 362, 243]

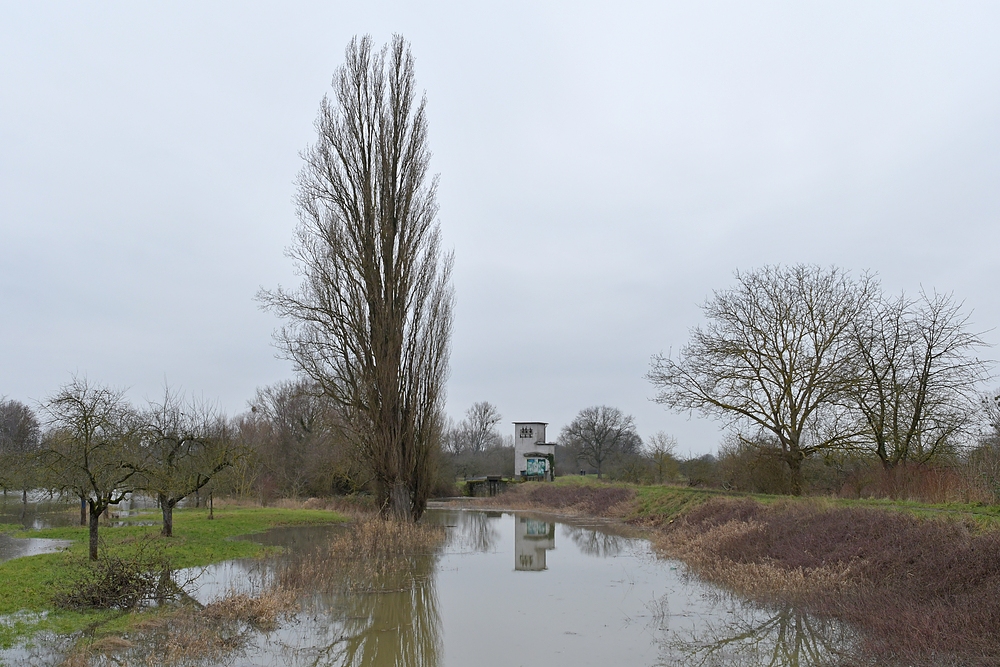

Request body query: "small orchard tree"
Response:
[41, 378, 141, 560]
[142, 390, 234, 537]
[560, 406, 641, 479]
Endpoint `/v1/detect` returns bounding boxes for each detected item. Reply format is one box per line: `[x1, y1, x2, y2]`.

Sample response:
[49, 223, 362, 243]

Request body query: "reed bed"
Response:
[277, 517, 445, 593]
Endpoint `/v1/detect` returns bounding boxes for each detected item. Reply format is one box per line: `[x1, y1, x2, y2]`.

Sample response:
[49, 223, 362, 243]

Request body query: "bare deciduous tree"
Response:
[142, 389, 234, 537]
[449, 402, 503, 454]
[41, 378, 141, 560]
[849, 290, 990, 469]
[645, 431, 679, 484]
[560, 406, 641, 479]
[0, 399, 42, 502]
[648, 265, 873, 495]
[259, 35, 453, 521]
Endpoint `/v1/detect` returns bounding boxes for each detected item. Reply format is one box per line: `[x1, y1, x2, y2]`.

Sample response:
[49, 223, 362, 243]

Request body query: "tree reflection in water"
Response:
[428, 508, 499, 554]
[314, 566, 442, 667]
[277, 532, 445, 666]
[562, 524, 626, 558]
[659, 599, 860, 667]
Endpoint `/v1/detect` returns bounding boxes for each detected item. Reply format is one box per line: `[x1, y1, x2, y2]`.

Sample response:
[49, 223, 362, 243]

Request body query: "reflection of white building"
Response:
[513, 421, 556, 481]
[514, 516, 556, 571]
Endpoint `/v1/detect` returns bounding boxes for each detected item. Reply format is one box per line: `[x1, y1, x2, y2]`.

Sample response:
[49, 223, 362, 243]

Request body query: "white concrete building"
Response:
[513, 421, 556, 480]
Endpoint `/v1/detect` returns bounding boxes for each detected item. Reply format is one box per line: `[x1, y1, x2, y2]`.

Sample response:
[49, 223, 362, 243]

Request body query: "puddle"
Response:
[0, 534, 71, 563]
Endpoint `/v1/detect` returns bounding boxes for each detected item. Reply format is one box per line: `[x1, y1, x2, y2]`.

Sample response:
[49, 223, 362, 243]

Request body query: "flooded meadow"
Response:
[1, 502, 859, 666]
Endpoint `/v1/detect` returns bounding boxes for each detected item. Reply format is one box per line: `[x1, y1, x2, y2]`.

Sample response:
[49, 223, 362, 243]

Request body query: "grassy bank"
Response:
[474, 476, 1000, 666]
[0, 503, 348, 650]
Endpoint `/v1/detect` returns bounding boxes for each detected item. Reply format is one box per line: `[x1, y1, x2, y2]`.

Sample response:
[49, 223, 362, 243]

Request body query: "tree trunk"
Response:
[80, 495, 87, 526]
[787, 455, 804, 496]
[88, 502, 101, 560]
[388, 481, 412, 521]
[160, 495, 175, 537]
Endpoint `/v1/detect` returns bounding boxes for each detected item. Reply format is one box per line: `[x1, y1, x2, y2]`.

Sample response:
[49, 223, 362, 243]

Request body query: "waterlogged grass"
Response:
[0, 506, 347, 650]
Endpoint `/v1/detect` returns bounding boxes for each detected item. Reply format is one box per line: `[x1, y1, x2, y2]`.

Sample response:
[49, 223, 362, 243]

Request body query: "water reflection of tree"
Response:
[562, 525, 626, 558]
[660, 603, 858, 667]
[427, 509, 499, 554]
[291, 545, 443, 666]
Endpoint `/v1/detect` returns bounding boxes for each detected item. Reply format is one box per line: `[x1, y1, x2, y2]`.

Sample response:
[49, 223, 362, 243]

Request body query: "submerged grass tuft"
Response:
[278, 517, 445, 593]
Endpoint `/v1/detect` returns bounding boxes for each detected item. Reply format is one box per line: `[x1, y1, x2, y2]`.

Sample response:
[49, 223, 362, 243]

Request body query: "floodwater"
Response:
[1, 507, 860, 666]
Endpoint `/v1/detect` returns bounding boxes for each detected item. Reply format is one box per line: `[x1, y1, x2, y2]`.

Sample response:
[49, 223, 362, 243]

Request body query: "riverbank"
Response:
[0, 502, 349, 653]
[453, 477, 1000, 666]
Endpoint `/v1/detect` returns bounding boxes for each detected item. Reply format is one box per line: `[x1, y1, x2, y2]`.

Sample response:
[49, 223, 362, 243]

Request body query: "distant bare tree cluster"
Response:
[648, 264, 994, 498]
[440, 402, 513, 480]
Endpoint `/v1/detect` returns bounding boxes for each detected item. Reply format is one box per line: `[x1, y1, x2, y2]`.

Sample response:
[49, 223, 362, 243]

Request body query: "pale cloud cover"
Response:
[2, 2, 998, 454]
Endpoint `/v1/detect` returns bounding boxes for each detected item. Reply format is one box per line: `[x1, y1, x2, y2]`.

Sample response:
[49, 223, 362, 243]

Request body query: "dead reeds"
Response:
[277, 518, 445, 593]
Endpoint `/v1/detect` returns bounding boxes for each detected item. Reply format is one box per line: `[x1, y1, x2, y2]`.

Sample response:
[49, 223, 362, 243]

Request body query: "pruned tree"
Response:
[141, 389, 234, 537]
[849, 290, 990, 469]
[0, 399, 42, 502]
[648, 265, 873, 495]
[560, 406, 641, 479]
[259, 35, 453, 521]
[41, 377, 141, 560]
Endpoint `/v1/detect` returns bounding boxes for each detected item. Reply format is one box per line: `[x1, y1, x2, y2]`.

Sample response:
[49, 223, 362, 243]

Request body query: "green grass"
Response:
[538, 474, 1000, 528]
[0, 505, 347, 650]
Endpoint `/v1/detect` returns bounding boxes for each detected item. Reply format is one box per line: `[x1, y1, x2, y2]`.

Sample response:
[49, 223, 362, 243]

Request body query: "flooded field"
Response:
[1, 507, 859, 666]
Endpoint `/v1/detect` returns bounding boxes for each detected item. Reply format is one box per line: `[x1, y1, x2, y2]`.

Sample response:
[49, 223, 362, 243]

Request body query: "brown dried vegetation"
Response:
[484, 482, 636, 517]
[277, 517, 445, 593]
[657, 498, 1000, 665]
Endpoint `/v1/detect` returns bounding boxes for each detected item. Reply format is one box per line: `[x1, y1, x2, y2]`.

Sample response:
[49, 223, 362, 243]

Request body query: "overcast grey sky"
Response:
[2, 2, 998, 454]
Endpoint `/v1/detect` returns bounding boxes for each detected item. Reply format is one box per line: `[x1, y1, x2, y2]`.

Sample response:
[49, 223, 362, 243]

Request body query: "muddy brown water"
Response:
[0, 507, 859, 666]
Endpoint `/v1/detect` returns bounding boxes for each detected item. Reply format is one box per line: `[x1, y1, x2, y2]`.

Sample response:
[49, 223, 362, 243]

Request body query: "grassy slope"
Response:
[529, 474, 1000, 528]
[0, 506, 347, 649]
